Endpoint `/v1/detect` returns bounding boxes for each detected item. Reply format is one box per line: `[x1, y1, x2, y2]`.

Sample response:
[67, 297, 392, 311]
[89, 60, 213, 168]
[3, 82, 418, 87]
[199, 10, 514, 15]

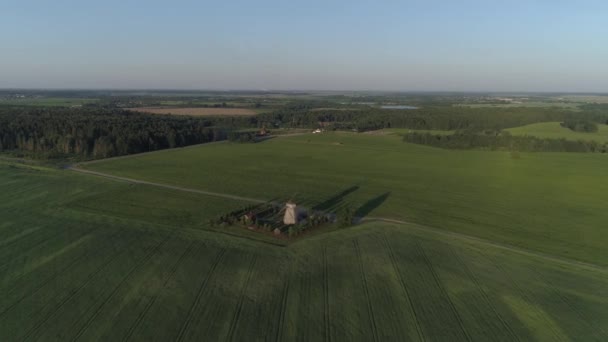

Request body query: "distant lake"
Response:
[380, 105, 418, 110]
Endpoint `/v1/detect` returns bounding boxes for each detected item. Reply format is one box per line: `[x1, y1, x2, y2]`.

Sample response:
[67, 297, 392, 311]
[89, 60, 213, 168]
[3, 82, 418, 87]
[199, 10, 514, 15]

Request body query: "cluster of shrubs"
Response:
[560, 119, 599, 133]
[287, 213, 333, 237]
[210, 203, 281, 233]
[211, 201, 341, 239]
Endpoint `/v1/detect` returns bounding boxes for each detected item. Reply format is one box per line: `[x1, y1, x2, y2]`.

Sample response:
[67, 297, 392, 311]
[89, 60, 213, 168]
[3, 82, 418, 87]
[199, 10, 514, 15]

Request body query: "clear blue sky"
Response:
[2, 0, 607, 92]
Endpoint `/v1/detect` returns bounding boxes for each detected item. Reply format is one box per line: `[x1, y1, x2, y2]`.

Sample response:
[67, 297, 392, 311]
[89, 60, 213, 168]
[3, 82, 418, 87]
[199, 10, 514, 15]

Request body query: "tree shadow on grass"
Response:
[355, 192, 390, 219]
[312, 185, 360, 212]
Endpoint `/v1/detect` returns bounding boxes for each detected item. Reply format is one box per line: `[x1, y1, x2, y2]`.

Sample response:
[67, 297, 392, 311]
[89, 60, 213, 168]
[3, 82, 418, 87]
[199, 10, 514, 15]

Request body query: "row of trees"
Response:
[403, 131, 607, 152]
[560, 119, 599, 132]
[257, 104, 608, 132]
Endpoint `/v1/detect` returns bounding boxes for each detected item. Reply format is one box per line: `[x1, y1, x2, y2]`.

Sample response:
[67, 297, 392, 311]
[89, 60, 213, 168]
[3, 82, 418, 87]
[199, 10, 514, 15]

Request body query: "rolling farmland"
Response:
[83, 132, 608, 266]
[2, 133, 608, 340]
[506, 122, 608, 144]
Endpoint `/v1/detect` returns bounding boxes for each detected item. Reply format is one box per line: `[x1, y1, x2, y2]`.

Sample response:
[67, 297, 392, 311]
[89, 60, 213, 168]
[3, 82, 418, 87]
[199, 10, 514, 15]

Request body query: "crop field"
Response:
[455, 102, 581, 109]
[506, 122, 608, 144]
[128, 107, 257, 116]
[0, 97, 98, 107]
[84, 132, 608, 266]
[1, 162, 607, 341]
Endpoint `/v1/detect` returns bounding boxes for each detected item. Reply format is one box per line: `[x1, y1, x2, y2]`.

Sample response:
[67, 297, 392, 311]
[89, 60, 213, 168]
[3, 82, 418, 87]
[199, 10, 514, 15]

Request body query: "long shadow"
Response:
[255, 135, 277, 143]
[312, 185, 360, 212]
[355, 192, 390, 218]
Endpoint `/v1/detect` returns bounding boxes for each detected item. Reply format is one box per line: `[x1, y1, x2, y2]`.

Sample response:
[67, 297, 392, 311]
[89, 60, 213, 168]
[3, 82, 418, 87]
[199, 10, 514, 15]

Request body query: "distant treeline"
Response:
[3, 104, 608, 159]
[258, 104, 608, 132]
[0, 107, 253, 159]
[403, 131, 607, 153]
[560, 119, 598, 133]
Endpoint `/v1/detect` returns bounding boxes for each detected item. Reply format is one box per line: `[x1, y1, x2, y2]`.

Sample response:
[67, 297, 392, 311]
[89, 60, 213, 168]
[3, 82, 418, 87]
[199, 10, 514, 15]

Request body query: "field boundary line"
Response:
[416, 241, 472, 342]
[353, 239, 379, 342]
[225, 254, 258, 342]
[70, 234, 174, 342]
[381, 233, 425, 341]
[175, 248, 227, 342]
[448, 244, 520, 341]
[123, 241, 197, 342]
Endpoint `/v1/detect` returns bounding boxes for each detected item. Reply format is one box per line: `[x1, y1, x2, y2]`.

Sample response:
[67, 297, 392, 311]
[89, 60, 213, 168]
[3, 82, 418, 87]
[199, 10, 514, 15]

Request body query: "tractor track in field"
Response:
[273, 264, 291, 342]
[175, 248, 227, 342]
[381, 233, 426, 342]
[416, 241, 472, 342]
[225, 254, 258, 342]
[70, 234, 174, 342]
[486, 255, 572, 340]
[0, 226, 79, 270]
[20, 234, 162, 341]
[322, 246, 331, 342]
[123, 241, 197, 342]
[447, 245, 520, 342]
[0, 228, 133, 318]
[0, 226, 98, 282]
[353, 239, 379, 342]
[68, 166, 608, 274]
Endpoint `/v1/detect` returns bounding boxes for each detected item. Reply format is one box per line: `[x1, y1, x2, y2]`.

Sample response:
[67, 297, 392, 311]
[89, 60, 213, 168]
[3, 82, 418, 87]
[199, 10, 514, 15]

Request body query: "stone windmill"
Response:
[283, 200, 298, 225]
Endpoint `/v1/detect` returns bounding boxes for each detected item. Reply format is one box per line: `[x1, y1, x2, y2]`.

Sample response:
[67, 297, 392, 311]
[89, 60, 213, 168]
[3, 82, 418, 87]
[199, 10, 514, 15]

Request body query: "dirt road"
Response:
[68, 165, 608, 274]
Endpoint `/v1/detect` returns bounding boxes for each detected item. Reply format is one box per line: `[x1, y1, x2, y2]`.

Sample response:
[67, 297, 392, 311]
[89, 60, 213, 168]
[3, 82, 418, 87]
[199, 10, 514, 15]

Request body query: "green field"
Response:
[1, 161, 607, 341]
[84, 132, 608, 266]
[0, 97, 98, 107]
[507, 122, 608, 143]
[456, 102, 581, 110]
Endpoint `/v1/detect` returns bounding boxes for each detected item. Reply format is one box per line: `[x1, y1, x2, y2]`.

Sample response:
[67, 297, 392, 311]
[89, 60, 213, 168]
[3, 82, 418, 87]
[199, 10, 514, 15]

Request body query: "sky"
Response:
[1, 0, 608, 92]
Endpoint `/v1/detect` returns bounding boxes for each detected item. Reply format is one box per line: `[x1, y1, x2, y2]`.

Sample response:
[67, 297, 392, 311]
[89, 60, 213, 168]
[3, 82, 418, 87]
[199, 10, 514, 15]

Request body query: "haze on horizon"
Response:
[2, 0, 607, 92]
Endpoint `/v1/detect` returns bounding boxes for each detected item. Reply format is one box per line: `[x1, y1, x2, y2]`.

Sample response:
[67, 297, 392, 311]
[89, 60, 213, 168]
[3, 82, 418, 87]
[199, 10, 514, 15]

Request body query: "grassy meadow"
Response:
[507, 122, 608, 143]
[1, 161, 607, 341]
[84, 132, 608, 266]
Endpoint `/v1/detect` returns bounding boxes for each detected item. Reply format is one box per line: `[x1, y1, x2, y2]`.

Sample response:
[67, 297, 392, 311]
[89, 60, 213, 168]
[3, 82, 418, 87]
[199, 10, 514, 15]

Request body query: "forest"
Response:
[0, 107, 250, 159]
[403, 131, 607, 152]
[2, 103, 608, 159]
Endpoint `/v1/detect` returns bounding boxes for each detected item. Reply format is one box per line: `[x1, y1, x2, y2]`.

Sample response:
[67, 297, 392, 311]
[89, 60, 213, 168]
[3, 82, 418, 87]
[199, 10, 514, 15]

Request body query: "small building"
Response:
[283, 201, 298, 225]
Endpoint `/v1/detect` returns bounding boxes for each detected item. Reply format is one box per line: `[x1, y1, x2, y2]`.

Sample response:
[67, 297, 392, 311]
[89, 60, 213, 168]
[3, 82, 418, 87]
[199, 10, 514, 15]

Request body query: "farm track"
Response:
[69, 234, 174, 342]
[68, 165, 608, 274]
[381, 233, 425, 342]
[274, 264, 291, 342]
[225, 254, 258, 342]
[322, 246, 331, 342]
[353, 239, 379, 342]
[123, 241, 197, 342]
[0, 228, 131, 317]
[447, 245, 520, 341]
[175, 248, 227, 342]
[20, 233, 162, 341]
[416, 241, 472, 342]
